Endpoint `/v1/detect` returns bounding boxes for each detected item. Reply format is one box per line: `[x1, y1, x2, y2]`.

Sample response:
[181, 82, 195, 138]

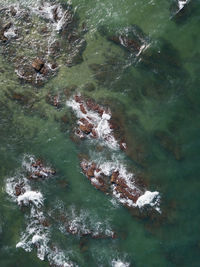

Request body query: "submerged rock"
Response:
[100, 24, 148, 56]
[170, 0, 195, 23]
[155, 130, 182, 160]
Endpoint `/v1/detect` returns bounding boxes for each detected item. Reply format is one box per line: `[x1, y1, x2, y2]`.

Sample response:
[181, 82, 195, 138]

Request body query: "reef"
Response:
[0, 1, 87, 86]
[67, 94, 161, 214]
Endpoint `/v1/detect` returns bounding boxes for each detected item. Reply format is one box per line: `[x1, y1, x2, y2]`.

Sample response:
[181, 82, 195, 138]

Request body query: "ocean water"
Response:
[0, 0, 200, 266]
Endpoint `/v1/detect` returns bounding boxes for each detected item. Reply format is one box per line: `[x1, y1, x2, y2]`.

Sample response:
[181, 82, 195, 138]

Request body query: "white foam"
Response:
[112, 259, 130, 267]
[57, 206, 114, 239]
[17, 191, 44, 207]
[136, 190, 161, 212]
[47, 247, 75, 267]
[32, 234, 43, 244]
[5, 155, 75, 266]
[6, 176, 28, 201]
[87, 158, 161, 212]
[97, 160, 136, 190]
[16, 205, 50, 260]
[31, 2, 71, 33]
[178, 0, 189, 11]
[4, 26, 17, 39]
[22, 154, 54, 179]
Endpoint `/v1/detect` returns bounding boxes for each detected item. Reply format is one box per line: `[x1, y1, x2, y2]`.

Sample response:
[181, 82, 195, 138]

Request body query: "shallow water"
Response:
[0, 0, 200, 266]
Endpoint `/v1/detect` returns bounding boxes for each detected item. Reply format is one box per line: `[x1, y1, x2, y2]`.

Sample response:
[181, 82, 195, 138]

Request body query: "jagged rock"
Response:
[79, 123, 93, 134]
[32, 58, 44, 72]
[15, 183, 25, 196]
[10, 6, 17, 17]
[29, 158, 56, 179]
[111, 171, 119, 184]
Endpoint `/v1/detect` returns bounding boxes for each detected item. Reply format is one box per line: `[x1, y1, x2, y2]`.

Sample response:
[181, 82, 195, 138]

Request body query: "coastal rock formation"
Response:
[0, 1, 87, 86]
[23, 157, 56, 180]
[67, 94, 161, 213]
[67, 95, 126, 150]
[100, 25, 149, 56]
[80, 158, 160, 212]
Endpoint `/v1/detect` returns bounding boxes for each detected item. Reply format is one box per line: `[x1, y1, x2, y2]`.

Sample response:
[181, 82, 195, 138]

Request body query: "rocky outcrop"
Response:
[80, 159, 143, 208]
[67, 95, 125, 150]
[0, 2, 87, 86]
[100, 25, 148, 55]
[27, 158, 56, 179]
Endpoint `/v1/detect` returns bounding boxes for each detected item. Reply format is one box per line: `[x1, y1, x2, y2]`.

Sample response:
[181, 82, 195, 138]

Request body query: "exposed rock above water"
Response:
[80, 158, 160, 213]
[67, 95, 123, 150]
[0, 1, 87, 86]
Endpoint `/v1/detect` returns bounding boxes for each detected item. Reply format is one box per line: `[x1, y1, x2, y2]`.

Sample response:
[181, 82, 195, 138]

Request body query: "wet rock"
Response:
[110, 171, 119, 184]
[79, 123, 93, 135]
[40, 219, 50, 227]
[0, 2, 86, 86]
[80, 104, 87, 114]
[86, 163, 96, 177]
[0, 22, 12, 42]
[46, 93, 61, 108]
[32, 58, 44, 72]
[29, 158, 56, 179]
[15, 183, 25, 196]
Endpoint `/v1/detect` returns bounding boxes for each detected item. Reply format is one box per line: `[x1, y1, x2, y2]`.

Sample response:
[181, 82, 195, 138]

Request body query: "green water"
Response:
[0, 0, 200, 266]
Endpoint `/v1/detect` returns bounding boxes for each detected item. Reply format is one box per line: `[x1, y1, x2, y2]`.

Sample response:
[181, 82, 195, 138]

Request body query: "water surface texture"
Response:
[0, 0, 200, 266]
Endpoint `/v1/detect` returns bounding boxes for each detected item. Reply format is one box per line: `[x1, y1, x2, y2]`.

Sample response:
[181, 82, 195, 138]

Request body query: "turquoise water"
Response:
[0, 0, 200, 266]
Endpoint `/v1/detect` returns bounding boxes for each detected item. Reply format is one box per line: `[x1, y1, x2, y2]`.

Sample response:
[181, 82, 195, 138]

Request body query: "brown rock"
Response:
[80, 104, 87, 114]
[111, 171, 119, 184]
[91, 128, 98, 138]
[39, 65, 49, 76]
[15, 183, 25, 196]
[79, 123, 93, 134]
[74, 95, 82, 103]
[87, 168, 94, 177]
[32, 58, 44, 72]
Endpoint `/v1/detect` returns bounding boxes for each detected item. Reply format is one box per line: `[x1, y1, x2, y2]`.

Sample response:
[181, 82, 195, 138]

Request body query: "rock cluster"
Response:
[68, 95, 125, 150]
[0, 1, 87, 86]
[28, 158, 56, 179]
[67, 94, 160, 212]
[80, 159, 143, 208]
